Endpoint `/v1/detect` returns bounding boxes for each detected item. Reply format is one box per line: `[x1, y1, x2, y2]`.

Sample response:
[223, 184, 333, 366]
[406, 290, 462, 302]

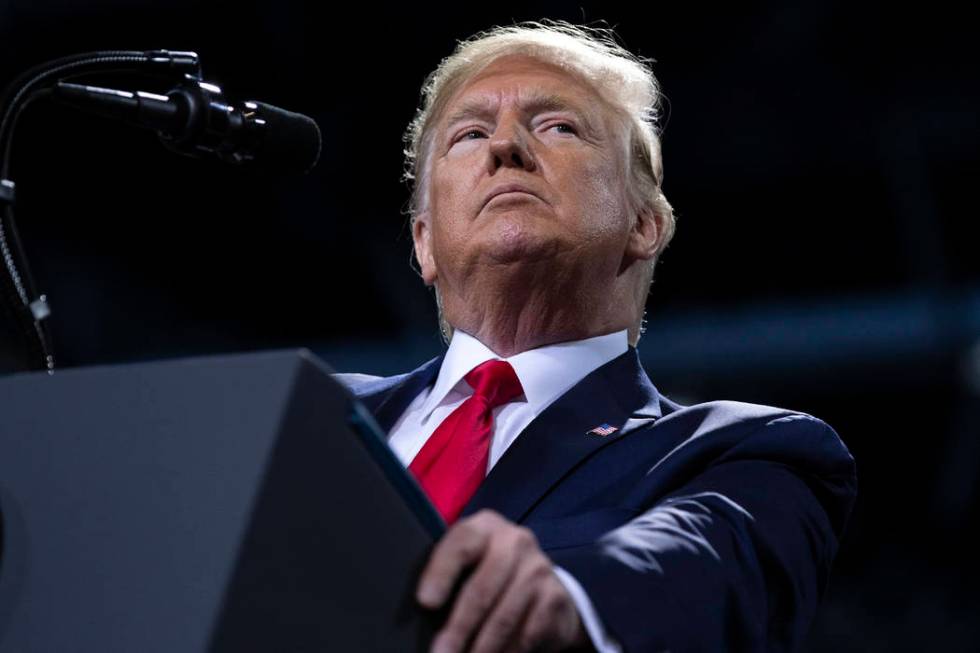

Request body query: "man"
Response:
[341, 21, 856, 652]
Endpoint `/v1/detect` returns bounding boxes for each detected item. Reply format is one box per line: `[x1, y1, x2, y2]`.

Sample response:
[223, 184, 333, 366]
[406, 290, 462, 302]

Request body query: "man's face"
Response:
[413, 55, 637, 292]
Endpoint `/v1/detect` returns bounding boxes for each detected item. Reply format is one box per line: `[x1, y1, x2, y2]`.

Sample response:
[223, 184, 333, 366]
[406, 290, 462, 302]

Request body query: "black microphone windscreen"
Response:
[251, 102, 321, 174]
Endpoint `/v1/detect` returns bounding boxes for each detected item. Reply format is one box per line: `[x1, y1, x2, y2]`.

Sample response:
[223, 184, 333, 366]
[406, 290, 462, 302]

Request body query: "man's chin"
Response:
[480, 238, 560, 266]
[476, 221, 561, 265]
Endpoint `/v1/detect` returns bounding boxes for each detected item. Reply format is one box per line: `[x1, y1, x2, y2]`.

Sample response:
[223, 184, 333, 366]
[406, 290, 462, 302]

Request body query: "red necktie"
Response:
[409, 359, 524, 524]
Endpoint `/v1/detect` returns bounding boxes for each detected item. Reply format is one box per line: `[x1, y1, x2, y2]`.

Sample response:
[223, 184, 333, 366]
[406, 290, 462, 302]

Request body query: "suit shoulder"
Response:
[659, 398, 812, 433]
[655, 399, 852, 474]
[332, 371, 410, 397]
[332, 372, 384, 387]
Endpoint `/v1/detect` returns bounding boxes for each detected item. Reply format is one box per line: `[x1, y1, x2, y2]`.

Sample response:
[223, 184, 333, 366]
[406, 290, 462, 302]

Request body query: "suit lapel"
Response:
[461, 348, 662, 523]
[355, 355, 444, 434]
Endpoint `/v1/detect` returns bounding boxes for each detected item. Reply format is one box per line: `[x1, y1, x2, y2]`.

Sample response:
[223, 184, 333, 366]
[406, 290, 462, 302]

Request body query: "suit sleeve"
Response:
[547, 413, 857, 652]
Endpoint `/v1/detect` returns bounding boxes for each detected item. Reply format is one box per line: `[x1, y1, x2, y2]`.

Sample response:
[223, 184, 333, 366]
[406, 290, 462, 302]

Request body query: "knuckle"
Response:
[515, 524, 536, 540]
[513, 560, 544, 588]
[465, 587, 494, 616]
[434, 530, 465, 561]
[487, 527, 532, 561]
[450, 575, 497, 629]
[475, 508, 502, 524]
[450, 526, 487, 559]
[484, 541, 514, 571]
[493, 610, 519, 634]
[513, 526, 537, 547]
[455, 517, 481, 540]
[458, 535, 482, 559]
[527, 557, 552, 581]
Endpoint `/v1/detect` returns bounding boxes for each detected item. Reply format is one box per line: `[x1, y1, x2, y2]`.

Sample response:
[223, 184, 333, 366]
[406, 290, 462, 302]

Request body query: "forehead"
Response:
[440, 55, 608, 122]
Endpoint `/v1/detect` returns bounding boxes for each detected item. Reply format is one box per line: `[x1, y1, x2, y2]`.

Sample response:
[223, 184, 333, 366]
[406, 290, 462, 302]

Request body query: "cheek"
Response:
[428, 165, 478, 263]
[565, 153, 631, 239]
[430, 157, 481, 216]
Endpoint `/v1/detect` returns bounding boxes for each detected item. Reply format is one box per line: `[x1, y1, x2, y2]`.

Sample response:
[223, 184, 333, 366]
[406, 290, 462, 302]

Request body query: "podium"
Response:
[0, 350, 443, 651]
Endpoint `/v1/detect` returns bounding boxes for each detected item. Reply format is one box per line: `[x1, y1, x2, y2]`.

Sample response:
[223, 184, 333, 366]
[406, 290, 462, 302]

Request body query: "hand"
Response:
[417, 509, 590, 653]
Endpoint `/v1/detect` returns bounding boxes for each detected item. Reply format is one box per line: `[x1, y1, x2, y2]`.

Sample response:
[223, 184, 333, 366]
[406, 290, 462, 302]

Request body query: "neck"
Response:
[437, 263, 638, 357]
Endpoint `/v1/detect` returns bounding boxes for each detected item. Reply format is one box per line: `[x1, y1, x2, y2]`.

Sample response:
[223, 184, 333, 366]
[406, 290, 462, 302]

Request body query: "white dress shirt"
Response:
[388, 329, 627, 653]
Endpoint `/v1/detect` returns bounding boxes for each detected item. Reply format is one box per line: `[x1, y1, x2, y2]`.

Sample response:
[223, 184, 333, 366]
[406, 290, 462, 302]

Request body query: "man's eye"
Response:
[549, 123, 577, 135]
[459, 129, 487, 141]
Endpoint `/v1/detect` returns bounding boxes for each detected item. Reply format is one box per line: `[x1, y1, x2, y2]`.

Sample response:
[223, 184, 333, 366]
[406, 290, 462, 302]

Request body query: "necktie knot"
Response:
[465, 359, 523, 409]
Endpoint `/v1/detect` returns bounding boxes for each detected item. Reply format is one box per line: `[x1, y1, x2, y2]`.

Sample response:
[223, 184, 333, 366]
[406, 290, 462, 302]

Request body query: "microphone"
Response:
[51, 78, 321, 174]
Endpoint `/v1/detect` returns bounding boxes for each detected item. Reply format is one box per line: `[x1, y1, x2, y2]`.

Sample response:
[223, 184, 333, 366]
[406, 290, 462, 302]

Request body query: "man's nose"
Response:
[487, 124, 536, 173]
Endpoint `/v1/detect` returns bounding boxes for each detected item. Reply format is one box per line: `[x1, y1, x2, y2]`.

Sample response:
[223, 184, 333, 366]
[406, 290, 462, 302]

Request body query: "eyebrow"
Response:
[442, 91, 597, 133]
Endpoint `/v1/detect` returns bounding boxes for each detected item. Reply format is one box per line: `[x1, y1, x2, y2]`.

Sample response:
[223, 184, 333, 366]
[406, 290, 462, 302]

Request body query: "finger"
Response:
[438, 526, 541, 653]
[417, 511, 500, 608]
[515, 579, 580, 653]
[468, 554, 547, 653]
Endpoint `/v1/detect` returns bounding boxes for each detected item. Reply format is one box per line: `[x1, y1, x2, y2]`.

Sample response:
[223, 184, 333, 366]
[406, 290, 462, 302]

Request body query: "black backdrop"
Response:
[2, 1, 978, 649]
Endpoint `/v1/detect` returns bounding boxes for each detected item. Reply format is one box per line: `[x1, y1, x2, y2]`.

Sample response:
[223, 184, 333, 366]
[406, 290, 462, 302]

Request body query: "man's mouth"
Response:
[483, 184, 542, 209]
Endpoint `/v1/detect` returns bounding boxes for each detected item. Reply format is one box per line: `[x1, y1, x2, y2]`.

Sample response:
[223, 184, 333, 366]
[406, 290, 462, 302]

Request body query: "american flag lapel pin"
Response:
[587, 423, 618, 437]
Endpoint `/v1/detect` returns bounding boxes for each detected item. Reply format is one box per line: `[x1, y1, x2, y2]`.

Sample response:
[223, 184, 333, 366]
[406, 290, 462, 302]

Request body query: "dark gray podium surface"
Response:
[0, 349, 443, 652]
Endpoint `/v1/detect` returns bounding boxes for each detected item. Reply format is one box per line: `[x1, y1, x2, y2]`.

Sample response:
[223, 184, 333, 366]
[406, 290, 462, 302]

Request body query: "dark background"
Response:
[2, 0, 978, 649]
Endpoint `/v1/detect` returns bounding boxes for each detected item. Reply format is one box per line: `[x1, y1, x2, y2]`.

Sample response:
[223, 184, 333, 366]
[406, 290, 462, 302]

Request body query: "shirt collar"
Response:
[419, 329, 629, 422]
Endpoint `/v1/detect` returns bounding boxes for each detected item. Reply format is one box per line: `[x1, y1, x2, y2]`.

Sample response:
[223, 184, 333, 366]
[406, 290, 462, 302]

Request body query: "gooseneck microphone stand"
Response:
[1, 49, 322, 373]
[0, 50, 201, 372]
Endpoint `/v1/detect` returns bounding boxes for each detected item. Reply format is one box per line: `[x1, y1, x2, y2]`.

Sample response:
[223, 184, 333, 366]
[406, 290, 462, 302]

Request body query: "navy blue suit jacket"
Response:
[340, 347, 857, 652]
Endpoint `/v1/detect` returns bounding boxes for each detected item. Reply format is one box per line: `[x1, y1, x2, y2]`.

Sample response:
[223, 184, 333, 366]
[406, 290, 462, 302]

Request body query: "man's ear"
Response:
[412, 212, 438, 285]
[625, 205, 664, 263]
